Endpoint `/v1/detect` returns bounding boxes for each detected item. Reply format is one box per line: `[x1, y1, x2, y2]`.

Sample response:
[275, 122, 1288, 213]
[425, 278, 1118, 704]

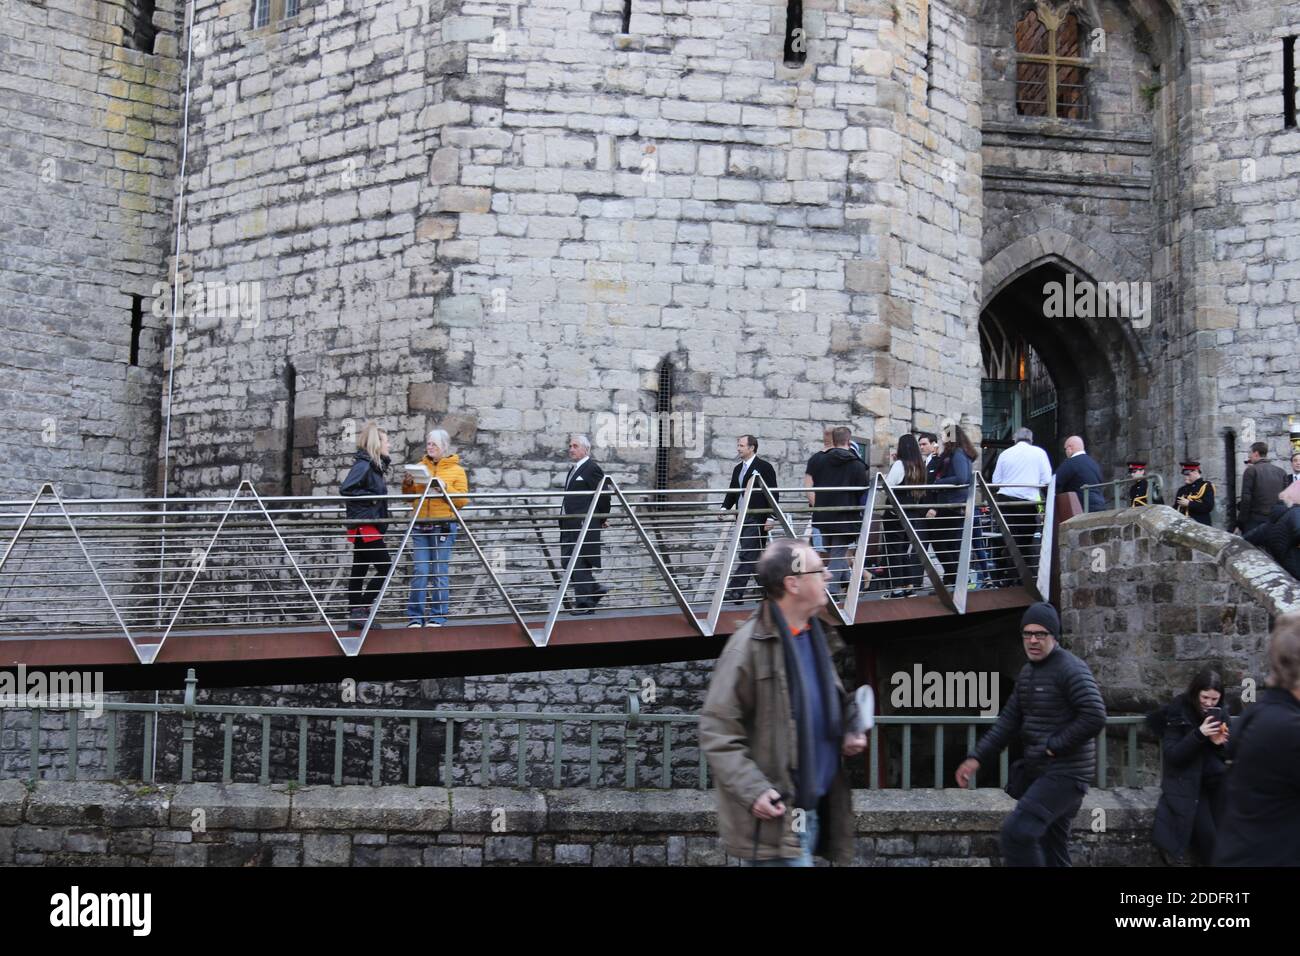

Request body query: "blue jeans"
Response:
[407, 524, 457, 624]
[748, 809, 819, 867]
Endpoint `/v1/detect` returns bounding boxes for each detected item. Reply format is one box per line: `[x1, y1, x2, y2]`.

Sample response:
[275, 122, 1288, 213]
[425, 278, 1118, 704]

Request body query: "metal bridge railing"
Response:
[0, 474, 1055, 663]
[11, 671, 1148, 791]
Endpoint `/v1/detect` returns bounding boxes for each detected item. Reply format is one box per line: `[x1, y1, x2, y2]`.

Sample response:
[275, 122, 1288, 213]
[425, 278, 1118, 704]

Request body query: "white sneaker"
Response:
[407, 621, 422, 628]
[426, 622, 443, 628]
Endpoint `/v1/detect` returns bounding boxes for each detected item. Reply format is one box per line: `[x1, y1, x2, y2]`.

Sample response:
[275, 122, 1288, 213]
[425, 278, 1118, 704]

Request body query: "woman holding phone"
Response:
[402, 428, 469, 627]
[1146, 668, 1230, 865]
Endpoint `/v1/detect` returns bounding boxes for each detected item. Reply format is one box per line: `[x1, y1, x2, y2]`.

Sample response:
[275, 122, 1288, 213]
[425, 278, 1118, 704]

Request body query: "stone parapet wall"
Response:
[1058, 505, 1300, 711]
[0, 779, 1160, 867]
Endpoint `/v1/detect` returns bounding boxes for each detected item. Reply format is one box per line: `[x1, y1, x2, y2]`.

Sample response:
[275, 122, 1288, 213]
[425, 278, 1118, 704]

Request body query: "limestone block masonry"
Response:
[166, 0, 982, 497]
[1058, 505, 1300, 712]
[0, 779, 1161, 866]
[0, 0, 180, 497]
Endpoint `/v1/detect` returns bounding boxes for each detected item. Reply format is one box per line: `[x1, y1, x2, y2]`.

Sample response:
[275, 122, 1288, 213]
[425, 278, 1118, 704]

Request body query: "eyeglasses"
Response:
[1021, 629, 1052, 639]
[790, 567, 831, 577]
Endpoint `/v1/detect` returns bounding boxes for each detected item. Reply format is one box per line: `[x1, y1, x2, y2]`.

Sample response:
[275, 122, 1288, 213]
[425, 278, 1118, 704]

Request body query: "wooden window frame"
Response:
[1015, 3, 1090, 121]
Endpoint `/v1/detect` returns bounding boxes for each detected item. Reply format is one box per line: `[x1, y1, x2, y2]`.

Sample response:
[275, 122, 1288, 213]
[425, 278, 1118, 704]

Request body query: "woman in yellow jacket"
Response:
[402, 428, 469, 626]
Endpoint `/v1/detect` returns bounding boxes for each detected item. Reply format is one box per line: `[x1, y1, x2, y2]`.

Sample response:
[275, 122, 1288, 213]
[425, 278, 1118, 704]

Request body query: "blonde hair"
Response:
[357, 421, 386, 460]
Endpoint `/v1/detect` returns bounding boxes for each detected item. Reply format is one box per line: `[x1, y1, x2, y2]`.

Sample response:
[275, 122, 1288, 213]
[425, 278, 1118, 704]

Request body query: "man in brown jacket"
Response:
[700, 537, 867, 866]
[1236, 441, 1289, 536]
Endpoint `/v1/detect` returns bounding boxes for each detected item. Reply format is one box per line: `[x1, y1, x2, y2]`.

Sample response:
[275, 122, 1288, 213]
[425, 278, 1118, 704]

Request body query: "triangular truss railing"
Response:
[154, 480, 353, 661]
[0, 483, 141, 659]
[0, 472, 1055, 662]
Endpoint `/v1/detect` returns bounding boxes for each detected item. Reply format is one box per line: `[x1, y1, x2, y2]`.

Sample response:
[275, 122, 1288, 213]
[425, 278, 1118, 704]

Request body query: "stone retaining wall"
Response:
[0, 779, 1160, 867]
[1059, 505, 1300, 712]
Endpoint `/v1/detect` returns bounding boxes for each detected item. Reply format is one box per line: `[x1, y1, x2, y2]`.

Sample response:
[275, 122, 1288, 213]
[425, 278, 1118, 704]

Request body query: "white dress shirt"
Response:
[737, 455, 755, 486]
[991, 440, 1052, 502]
[566, 456, 590, 488]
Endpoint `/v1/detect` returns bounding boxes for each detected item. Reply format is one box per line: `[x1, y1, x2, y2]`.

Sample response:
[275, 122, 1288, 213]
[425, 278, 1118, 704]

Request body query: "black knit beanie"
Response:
[1020, 602, 1061, 640]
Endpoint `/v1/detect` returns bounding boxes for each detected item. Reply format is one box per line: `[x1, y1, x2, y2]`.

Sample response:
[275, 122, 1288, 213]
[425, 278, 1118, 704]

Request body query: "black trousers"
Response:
[1000, 774, 1087, 867]
[1190, 776, 1224, 864]
[347, 537, 392, 611]
[560, 529, 601, 599]
[884, 511, 922, 589]
[725, 520, 768, 600]
[995, 494, 1040, 580]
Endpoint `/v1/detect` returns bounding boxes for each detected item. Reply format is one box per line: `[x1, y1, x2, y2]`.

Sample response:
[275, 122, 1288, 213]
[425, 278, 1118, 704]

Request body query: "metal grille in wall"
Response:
[654, 360, 674, 491]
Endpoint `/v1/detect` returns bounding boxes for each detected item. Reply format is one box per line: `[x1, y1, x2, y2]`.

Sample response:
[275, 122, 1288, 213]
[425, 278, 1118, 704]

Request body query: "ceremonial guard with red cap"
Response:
[1175, 461, 1214, 526]
[1127, 461, 1158, 507]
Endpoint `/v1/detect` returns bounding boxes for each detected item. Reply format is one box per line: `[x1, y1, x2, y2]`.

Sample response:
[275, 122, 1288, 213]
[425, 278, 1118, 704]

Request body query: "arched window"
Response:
[1015, 4, 1089, 120]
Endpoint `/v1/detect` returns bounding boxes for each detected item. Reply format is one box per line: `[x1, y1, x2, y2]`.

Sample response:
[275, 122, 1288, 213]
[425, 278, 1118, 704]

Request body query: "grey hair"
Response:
[570, 433, 591, 453]
[426, 428, 452, 453]
[1014, 427, 1034, 443]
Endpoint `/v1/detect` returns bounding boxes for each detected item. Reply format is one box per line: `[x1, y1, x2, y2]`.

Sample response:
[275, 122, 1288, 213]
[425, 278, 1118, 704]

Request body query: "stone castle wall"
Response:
[162, 0, 982, 501]
[1058, 504, 1300, 712]
[0, 779, 1162, 866]
[0, 0, 180, 499]
[1175, 1, 1300, 524]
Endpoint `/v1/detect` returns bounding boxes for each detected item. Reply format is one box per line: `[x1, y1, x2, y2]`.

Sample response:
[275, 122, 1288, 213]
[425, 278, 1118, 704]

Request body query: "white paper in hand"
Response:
[851, 684, 875, 734]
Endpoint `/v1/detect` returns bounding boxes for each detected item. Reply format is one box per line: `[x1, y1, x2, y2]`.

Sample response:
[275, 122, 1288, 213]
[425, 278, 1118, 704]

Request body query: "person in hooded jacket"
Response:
[402, 427, 469, 627]
[340, 422, 392, 630]
[804, 426, 870, 596]
[1146, 668, 1230, 865]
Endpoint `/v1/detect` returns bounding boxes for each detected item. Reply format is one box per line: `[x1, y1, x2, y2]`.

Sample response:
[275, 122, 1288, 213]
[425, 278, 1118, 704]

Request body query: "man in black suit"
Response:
[1054, 436, 1106, 513]
[560, 434, 612, 613]
[720, 434, 779, 603]
[917, 432, 941, 482]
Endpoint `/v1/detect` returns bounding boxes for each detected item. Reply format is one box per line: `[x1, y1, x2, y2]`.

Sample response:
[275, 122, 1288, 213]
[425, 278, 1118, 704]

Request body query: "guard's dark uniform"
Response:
[1127, 461, 1158, 507]
[1129, 478, 1153, 507]
[1176, 476, 1215, 525]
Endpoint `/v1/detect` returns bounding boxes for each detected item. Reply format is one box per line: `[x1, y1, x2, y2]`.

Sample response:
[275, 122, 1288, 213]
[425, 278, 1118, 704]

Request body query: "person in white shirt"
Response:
[990, 428, 1052, 578]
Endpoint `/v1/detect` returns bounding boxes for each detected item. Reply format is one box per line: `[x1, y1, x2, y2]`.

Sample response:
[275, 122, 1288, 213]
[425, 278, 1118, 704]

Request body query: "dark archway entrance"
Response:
[979, 261, 1147, 481]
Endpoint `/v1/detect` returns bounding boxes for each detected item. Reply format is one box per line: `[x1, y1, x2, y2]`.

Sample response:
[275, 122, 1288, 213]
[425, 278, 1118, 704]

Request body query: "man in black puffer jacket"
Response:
[955, 602, 1107, 866]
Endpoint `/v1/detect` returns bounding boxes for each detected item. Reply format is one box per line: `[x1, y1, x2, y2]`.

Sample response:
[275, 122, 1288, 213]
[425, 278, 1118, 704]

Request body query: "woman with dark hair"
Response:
[885, 433, 927, 595]
[1146, 667, 1230, 865]
[924, 423, 978, 589]
[340, 421, 393, 631]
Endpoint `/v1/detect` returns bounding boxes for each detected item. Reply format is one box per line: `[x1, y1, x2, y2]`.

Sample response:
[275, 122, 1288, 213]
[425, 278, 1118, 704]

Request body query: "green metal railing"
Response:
[1079, 474, 1165, 513]
[12, 670, 1150, 791]
[866, 714, 1146, 790]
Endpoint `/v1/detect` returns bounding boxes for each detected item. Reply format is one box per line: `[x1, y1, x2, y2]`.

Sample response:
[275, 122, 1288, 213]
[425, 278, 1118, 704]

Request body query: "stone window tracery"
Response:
[1015, 3, 1089, 120]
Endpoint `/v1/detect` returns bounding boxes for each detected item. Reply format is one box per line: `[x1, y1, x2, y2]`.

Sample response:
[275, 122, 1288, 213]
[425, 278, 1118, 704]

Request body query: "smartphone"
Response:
[1206, 706, 1228, 725]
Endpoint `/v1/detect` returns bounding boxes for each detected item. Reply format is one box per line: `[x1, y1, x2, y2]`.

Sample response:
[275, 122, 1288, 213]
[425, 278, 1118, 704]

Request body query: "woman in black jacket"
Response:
[1146, 667, 1230, 865]
[340, 422, 392, 630]
[924, 423, 977, 589]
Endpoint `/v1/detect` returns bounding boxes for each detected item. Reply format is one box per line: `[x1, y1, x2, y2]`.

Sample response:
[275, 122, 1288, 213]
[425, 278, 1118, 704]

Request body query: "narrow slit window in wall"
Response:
[784, 0, 806, 67]
[124, 0, 158, 53]
[1284, 36, 1296, 128]
[655, 360, 674, 490]
[621, 0, 631, 34]
[926, 9, 935, 107]
[129, 295, 143, 366]
[283, 361, 297, 497]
